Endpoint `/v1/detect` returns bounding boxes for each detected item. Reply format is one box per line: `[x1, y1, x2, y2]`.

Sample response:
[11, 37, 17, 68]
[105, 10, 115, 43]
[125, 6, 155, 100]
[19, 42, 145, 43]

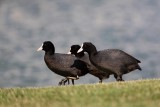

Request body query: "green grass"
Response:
[0, 79, 160, 107]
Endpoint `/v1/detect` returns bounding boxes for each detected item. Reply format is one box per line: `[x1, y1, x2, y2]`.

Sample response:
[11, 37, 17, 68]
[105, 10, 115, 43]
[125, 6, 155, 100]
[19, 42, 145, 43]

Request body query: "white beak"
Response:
[77, 44, 83, 53]
[67, 51, 71, 54]
[37, 43, 43, 51]
[67, 48, 71, 54]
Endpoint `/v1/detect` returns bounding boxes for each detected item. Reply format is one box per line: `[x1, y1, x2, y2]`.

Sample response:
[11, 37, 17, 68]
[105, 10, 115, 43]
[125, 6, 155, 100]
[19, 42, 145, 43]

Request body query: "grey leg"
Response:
[67, 79, 70, 85]
[71, 79, 74, 85]
[99, 79, 102, 83]
[114, 74, 124, 81]
[66, 76, 79, 85]
[58, 78, 67, 86]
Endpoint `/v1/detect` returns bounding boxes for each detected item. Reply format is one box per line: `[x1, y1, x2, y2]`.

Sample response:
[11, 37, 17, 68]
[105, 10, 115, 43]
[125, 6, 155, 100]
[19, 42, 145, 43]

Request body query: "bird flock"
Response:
[37, 41, 141, 86]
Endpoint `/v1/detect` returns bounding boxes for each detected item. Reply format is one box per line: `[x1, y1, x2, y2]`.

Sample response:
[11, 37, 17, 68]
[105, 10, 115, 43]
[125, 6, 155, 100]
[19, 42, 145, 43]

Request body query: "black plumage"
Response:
[78, 42, 142, 81]
[37, 41, 90, 85]
[69, 45, 110, 83]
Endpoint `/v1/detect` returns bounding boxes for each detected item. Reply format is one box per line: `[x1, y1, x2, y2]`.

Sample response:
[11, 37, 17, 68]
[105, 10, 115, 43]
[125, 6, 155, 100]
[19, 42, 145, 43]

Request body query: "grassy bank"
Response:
[0, 79, 160, 107]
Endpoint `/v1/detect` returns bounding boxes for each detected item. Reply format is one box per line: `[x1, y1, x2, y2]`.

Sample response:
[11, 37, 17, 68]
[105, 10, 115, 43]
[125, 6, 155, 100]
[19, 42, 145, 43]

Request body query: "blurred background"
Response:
[0, 0, 159, 87]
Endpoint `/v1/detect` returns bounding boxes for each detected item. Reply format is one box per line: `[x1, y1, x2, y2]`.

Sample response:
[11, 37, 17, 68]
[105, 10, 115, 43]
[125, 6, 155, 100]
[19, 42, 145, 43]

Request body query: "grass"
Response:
[0, 79, 160, 107]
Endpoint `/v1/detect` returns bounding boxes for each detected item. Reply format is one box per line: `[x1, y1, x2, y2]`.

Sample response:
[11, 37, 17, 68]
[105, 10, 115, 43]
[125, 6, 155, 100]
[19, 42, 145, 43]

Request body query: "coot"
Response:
[37, 41, 90, 85]
[68, 45, 110, 83]
[78, 42, 141, 81]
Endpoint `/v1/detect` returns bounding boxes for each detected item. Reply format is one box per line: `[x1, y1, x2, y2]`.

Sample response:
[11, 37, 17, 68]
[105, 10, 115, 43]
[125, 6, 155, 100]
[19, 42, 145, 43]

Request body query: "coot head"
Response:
[68, 45, 81, 54]
[37, 41, 55, 54]
[78, 42, 97, 55]
[68, 45, 86, 58]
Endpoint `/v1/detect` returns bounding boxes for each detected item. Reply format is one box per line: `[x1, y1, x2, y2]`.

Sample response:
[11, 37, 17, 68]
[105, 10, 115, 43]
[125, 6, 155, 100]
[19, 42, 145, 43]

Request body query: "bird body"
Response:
[37, 41, 90, 85]
[90, 49, 141, 75]
[78, 42, 141, 81]
[44, 53, 89, 77]
[69, 45, 110, 83]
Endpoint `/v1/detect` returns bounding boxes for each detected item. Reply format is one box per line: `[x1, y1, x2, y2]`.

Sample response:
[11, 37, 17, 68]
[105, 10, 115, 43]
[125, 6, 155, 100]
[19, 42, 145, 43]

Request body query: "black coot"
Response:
[78, 42, 141, 81]
[37, 41, 90, 85]
[68, 45, 110, 83]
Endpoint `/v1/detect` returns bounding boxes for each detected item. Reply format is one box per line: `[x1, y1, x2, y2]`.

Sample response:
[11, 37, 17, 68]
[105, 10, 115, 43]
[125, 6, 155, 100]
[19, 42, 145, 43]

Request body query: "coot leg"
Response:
[66, 76, 79, 85]
[71, 79, 74, 85]
[58, 78, 68, 86]
[63, 78, 71, 85]
[120, 76, 124, 81]
[114, 74, 117, 81]
[63, 79, 68, 85]
[67, 79, 70, 84]
[58, 81, 62, 86]
[65, 79, 74, 85]
[114, 74, 124, 81]
[99, 79, 102, 83]
[58, 76, 79, 86]
[58, 78, 65, 86]
[66, 76, 79, 80]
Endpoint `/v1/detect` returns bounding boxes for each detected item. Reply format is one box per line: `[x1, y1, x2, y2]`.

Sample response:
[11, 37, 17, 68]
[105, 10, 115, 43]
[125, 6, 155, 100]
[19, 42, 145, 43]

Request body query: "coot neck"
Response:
[45, 48, 55, 55]
[87, 48, 97, 57]
[75, 51, 85, 58]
